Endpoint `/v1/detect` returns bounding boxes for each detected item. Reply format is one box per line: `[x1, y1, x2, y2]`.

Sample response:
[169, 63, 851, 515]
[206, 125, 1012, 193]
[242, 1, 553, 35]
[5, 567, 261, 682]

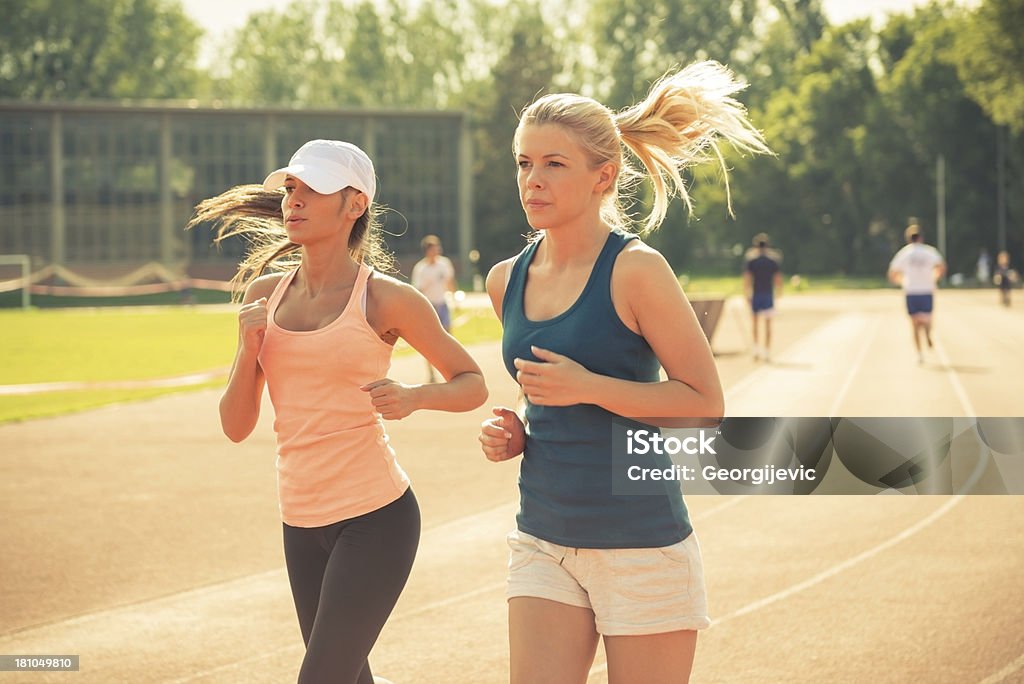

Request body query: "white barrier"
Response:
[0, 261, 234, 300]
[0, 255, 31, 308]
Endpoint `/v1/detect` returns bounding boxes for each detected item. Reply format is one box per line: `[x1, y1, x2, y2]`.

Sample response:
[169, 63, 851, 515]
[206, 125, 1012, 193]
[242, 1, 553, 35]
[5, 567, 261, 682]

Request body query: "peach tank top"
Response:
[258, 264, 410, 527]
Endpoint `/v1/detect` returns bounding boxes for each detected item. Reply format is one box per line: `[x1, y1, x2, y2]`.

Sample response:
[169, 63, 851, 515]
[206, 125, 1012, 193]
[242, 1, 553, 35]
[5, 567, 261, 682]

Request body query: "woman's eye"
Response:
[517, 161, 530, 169]
[548, 161, 563, 167]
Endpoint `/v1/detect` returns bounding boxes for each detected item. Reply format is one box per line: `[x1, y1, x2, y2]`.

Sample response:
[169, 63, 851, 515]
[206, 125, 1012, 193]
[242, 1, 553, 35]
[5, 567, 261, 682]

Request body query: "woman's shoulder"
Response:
[486, 256, 517, 285]
[367, 270, 421, 306]
[241, 271, 288, 304]
[615, 238, 672, 276]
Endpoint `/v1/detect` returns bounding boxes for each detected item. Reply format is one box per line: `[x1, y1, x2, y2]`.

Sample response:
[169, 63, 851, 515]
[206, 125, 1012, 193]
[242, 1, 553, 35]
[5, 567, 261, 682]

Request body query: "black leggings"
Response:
[283, 488, 420, 684]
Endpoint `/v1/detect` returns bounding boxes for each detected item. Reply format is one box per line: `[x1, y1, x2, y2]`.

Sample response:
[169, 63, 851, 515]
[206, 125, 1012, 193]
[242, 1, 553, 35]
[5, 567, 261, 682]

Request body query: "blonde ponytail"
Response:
[516, 60, 769, 236]
[615, 61, 771, 233]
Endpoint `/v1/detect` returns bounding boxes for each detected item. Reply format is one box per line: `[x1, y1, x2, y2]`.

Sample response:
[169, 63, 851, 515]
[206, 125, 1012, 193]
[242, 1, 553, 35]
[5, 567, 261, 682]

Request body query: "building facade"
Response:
[0, 101, 472, 280]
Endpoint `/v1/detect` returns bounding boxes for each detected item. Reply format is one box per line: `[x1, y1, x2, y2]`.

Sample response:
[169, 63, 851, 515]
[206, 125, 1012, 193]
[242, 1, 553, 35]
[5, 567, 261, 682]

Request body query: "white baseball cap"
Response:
[262, 139, 376, 200]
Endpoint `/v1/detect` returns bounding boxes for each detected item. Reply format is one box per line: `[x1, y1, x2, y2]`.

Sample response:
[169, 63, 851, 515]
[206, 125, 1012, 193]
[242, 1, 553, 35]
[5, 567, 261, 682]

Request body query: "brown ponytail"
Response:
[186, 185, 392, 300]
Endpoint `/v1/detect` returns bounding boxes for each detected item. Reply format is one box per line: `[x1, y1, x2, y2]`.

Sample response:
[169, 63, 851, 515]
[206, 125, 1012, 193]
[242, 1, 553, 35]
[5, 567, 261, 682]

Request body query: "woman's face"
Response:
[515, 124, 612, 231]
[280, 176, 361, 245]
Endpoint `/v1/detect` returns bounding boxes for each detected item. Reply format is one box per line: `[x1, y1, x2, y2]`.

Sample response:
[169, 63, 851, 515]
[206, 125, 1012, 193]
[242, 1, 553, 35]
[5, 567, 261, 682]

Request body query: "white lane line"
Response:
[172, 498, 751, 682]
[979, 653, 1024, 684]
[0, 501, 515, 640]
[713, 495, 962, 624]
[587, 496, 964, 680]
[171, 580, 514, 683]
[11, 491, 741, 641]
[932, 337, 977, 416]
[394, 582, 506, 621]
[723, 312, 859, 401]
[828, 318, 881, 416]
[0, 368, 230, 395]
[0, 569, 284, 639]
[2, 486, 748, 682]
[723, 313, 873, 416]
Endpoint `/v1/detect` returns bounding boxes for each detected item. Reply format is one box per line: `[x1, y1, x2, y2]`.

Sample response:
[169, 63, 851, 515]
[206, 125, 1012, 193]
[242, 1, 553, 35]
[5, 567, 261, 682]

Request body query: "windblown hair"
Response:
[515, 60, 771, 234]
[186, 184, 392, 300]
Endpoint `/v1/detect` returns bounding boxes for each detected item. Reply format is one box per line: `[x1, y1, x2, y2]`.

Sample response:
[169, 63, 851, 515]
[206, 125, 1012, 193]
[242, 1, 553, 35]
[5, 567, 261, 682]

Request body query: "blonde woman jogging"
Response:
[478, 62, 769, 684]
[189, 139, 487, 684]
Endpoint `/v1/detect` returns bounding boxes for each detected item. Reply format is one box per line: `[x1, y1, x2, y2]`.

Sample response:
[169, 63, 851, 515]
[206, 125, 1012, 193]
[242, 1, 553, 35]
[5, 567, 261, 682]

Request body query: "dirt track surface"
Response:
[2, 289, 1022, 683]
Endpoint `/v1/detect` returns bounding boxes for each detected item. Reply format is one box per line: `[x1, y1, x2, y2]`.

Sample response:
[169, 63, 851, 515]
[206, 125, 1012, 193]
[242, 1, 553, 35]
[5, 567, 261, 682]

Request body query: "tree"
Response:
[584, 0, 759, 109]
[217, 0, 475, 109]
[705, 20, 880, 274]
[878, 6, 1002, 275]
[217, 0, 330, 106]
[468, 1, 561, 270]
[0, 0, 203, 100]
[954, 0, 1024, 134]
[742, 0, 827, 110]
[652, 0, 827, 272]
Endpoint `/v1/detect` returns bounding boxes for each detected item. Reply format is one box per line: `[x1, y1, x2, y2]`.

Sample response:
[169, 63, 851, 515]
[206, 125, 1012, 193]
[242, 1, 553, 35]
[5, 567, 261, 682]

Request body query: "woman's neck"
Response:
[537, 218, 611, 269]
[298, 241, 359, 298]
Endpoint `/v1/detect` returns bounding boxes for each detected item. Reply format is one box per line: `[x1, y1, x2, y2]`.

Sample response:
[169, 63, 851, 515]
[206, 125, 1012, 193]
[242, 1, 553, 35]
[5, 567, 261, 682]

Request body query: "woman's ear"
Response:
[347, 191, 369, 218]
[595, 161, 617, 195]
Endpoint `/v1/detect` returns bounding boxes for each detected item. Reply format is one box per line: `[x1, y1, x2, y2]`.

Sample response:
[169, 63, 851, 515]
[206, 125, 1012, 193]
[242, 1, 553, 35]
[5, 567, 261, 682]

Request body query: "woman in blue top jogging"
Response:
[478, 61, 770, 684]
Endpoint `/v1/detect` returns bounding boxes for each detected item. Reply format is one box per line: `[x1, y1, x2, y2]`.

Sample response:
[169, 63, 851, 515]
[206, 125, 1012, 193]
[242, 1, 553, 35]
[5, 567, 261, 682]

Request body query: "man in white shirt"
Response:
[887, 223, 946, 363]
[412, 234, 456, 380]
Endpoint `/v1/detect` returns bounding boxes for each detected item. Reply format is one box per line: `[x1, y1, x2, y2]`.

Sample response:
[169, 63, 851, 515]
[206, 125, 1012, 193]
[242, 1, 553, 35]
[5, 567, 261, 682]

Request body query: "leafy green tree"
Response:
[670, 1, 827, 275]
[0, 0, 203, 99]
[468, 1, 561, 270]
[706, 20, 879, 274]
[584, 0, 759, 109]
[217, 0, 331, 106]
[383, 0, 471, 109]
[952, 0, 1024, 263]
[218, 0, 474, 109]
[954, 0, 1024, 133]
[877, 6, 1002, 275]
[742, 0, 827, 110]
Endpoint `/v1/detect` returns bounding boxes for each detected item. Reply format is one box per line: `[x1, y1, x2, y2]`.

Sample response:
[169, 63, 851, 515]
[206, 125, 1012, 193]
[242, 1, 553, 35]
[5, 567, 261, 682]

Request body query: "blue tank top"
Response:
[501, 230, 693, 548]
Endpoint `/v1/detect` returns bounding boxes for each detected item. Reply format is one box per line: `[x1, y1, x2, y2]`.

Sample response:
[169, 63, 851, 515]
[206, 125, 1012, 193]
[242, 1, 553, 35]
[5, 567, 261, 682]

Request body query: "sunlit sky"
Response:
[181, 0, 976, 66]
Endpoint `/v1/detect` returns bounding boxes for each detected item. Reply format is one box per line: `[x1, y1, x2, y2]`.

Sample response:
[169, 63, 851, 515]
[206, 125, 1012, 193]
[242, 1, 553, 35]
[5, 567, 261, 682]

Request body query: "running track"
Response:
[1, 289, 1022, 683]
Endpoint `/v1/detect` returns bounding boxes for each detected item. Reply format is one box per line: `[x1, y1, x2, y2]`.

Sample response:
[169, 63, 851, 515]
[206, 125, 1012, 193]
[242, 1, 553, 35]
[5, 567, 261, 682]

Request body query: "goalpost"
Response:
[0, 255, 31, 309]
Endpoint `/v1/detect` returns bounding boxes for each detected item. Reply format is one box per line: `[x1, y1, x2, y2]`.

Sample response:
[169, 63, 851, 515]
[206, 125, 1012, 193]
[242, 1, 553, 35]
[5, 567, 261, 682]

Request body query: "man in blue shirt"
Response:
[744, 232, 783, 361]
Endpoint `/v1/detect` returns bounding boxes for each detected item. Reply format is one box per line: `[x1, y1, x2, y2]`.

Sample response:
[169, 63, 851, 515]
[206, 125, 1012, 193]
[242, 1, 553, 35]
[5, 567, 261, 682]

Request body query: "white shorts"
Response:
[505, 530, 711, 636]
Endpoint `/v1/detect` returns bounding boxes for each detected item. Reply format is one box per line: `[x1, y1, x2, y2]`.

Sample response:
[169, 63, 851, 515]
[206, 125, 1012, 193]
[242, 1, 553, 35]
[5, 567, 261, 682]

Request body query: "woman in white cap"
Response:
[189, 139, 487, 684]
[478, 62, 769, 683]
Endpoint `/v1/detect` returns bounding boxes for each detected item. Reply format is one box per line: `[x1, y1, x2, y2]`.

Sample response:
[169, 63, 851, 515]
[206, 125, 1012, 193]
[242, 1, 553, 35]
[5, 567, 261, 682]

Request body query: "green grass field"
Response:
[0, 308, 238, 423]
[0, 305, 502, 425]
[0, 274, 887, 425]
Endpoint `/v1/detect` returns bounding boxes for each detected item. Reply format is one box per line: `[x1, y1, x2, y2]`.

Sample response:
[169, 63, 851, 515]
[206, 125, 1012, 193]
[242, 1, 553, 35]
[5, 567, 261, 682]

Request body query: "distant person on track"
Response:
[188, 139, 487, 684]
[976, 248, 991, 286]
[993, 250, 1019, 307]
[887, 222, 946, 364]
[411, 234, 456, 382]
[743, 232, 782, 362]
[478, 61, 770, 684]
